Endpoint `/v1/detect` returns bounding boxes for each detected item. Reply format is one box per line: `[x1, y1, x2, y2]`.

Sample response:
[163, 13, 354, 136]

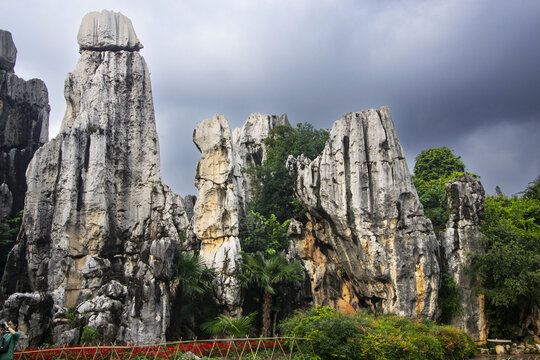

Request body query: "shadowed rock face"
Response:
[1, 11, 190, 346]
[287, 107, 440, 318]
[0, 29, 49, 220]
[440, 174, 488, 342]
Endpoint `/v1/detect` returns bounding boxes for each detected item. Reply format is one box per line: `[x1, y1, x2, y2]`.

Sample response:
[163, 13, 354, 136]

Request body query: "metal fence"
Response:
[14, 337, 315, 360]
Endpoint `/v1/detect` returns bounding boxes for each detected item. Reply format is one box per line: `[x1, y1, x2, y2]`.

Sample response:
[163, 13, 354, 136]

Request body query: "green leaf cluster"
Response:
[437, 272, 463, 324]
[201, 312, 257, 338]
[469, 185, 540, 338]
[240, 211, 290, 254]
[279, 306, 476, 360]
[246, 123, 329, 223]
[413, 147, 465, 183]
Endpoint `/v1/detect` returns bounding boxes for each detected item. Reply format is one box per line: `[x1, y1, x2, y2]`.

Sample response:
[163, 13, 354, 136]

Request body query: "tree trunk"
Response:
[262, 290, 272, 337]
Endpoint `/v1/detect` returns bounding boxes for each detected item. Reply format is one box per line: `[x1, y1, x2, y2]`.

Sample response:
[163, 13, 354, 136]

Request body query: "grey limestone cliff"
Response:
[192, 112, 289, 314]
[0, 29, 49, 220]
[440, 174, 488, 342]
[287, 107, 440, 318]
[2, 11, 190, 346]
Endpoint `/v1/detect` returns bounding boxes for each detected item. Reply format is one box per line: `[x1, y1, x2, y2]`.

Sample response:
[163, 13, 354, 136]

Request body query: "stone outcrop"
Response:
[287, 107, 440, 318]
[77, 10, 143, 51]
[440, 174, 488, 342]
[0, 29, 49, 220]
[193, 113, 288, 314]
[0, 30, 17, 72]
[1, 11, 190, 346]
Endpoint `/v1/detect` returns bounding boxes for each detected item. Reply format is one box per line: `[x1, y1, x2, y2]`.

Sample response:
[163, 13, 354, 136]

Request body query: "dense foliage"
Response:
[280, 306, 476, 360]
[239, 252, 303, 337]
[469, 179, 540, 338]
[240, 211, 290, 254]
[0, 211, 22, 279]
[412, 148, 467, 233]
[413, 147, 465, 183]
[246, 123, 329, 223]
[169, 252, 219, 340]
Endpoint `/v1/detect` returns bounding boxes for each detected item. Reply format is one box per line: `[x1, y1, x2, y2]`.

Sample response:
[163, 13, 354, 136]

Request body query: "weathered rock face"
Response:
[77, 10, 143, 51]
[440, 174, 488, 342]
[0, 29, 49, 220]
[2, 11, 190, 346]
[0, 30, 17, 72]
[287, 107, 440, 318]
[192, 112, 289, 314]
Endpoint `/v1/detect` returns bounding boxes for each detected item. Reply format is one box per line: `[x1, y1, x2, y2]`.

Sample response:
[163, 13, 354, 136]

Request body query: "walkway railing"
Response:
[14, 337, 315, 360]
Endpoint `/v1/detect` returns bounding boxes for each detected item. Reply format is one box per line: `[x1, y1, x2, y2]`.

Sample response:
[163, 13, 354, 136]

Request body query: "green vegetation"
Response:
[0, 210, 22, 279]
[239, 252, 303, 337]
[437, 272, 463, 325]
[80, 326, 100, 345]
[202, 312, 257, 338]
[469, 177, 540, 338]
[246, 123, 329, 223]
[412, 147, 468, 233]
[240, 211, 290, 254]
[169, 251, 219, 339]
[280, 306, 476, 360]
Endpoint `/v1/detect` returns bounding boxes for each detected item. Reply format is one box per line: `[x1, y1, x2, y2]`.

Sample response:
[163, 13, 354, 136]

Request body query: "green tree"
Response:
[469, 188, 540, 338]
[239, 252, 303, 337]
[240, 211, 290, 254]
[413, 147, 465, 183]
[521, 175, 540, 201]
[168, 251, 218, 340]
[202, 312, 257, 338]
[247, 123, 329, 223]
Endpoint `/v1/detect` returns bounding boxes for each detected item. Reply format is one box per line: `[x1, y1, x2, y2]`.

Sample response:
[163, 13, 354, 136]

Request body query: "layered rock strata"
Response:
[2, 11, 190, 346]
[440, 174, 488, 342]
[287, 107, 440, 318]
[0, 29, 49, 220]
[193, 113, 288, 314]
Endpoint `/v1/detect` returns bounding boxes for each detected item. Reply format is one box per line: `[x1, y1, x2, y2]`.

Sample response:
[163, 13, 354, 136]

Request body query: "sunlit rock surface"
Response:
[2, 11, 190, 346]
[287, 107, 440, 318]
[193, 113, 288, 314]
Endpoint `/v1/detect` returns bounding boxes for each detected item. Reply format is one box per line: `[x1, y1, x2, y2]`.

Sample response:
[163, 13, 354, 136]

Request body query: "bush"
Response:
[80, 326, 100, 345]
[280, 306, 476, 360]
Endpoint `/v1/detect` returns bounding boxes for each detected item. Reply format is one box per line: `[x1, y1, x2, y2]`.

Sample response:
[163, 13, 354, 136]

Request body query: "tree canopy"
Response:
[469, 187, 540, 338]
[246, 123, 329, 223]
[413, 147, 465, 183]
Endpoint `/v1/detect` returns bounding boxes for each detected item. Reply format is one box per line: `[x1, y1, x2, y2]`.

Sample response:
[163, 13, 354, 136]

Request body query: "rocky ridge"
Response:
[1, 11, 190, 346]
[0, 29, 49, 220]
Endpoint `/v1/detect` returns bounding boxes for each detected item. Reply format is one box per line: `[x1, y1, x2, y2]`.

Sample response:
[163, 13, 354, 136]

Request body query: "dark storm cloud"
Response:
[2, 0, 539, 196]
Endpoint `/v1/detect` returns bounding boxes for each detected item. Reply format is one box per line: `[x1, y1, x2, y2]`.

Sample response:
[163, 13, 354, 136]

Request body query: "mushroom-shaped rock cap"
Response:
[0, 30, 17, 71]
[77, 10, 143, 51]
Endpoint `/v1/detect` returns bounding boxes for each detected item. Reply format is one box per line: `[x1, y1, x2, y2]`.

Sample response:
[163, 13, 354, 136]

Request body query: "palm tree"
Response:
[168, 251, 217, 339]
[239, 251, 303, 337]
[202, 312, 257, 338]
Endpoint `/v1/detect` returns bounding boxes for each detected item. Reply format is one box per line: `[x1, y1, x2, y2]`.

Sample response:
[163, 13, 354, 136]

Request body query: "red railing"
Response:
[15, 337, 314, 360]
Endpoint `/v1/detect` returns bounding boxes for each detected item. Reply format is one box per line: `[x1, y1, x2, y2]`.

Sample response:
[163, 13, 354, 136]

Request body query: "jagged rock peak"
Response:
[77, 10, 143, 51]
[0, 30, 17, 72]
[440, 173, 487, 342]
[287, 106, 440, 318]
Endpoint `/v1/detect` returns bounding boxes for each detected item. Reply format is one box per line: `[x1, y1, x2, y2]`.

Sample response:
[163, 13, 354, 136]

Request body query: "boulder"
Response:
[77, 10, 143, 51]
[287, 107, 440, 318]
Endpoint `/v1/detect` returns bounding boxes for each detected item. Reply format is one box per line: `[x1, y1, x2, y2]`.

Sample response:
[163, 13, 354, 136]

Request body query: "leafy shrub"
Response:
[280, 306, 476, 360]
[80, 325, 100, 345]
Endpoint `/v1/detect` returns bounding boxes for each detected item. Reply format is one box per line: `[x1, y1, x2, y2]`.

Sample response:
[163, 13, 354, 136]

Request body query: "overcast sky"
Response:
[2, 0, 539, 197]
